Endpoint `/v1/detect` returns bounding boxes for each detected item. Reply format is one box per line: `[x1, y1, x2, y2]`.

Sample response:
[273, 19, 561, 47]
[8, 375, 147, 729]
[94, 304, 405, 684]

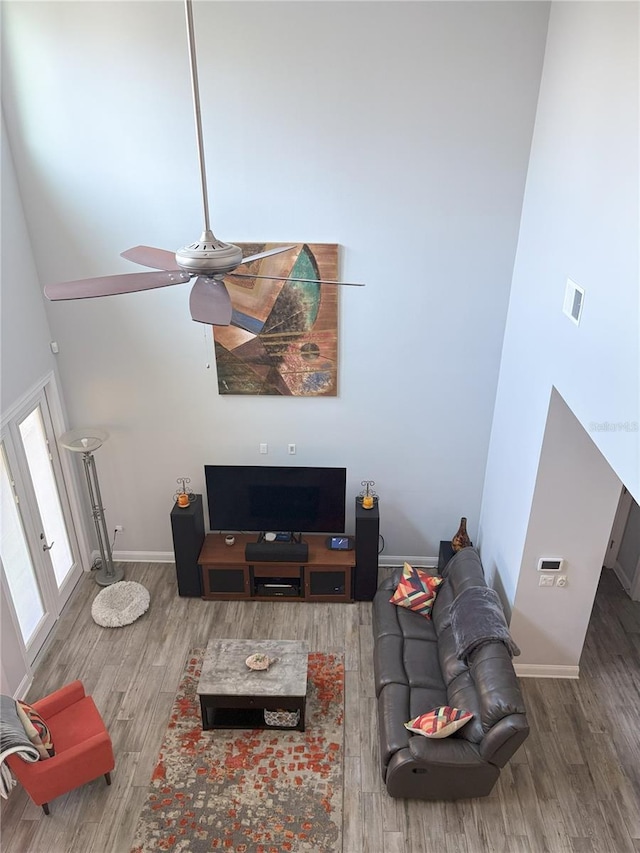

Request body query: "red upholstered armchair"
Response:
[6, 680, 114, 815]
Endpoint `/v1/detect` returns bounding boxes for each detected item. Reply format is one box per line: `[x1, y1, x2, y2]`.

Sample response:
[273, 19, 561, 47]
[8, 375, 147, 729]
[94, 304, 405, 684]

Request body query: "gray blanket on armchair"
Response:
[0, 694, 39, 799]
[450, 586, 521, 661]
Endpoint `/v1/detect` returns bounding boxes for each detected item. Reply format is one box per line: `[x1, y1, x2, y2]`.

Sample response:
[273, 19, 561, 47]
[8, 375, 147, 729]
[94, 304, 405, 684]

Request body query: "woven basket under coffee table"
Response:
[197, 638, 309, 731]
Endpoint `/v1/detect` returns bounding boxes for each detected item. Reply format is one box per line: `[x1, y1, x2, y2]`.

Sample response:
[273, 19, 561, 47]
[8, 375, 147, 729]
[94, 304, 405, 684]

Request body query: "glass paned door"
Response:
[1, 383, 84, 665]
[0, 445, 47, 646]
[18, 406, 74, 588]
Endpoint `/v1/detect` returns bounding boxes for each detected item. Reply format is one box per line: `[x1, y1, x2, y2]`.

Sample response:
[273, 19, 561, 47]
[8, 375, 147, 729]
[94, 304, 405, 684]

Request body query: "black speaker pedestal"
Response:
[170, 494, 205, 596]
[438, 540, 455, 571]
[354, 498, 379, 601]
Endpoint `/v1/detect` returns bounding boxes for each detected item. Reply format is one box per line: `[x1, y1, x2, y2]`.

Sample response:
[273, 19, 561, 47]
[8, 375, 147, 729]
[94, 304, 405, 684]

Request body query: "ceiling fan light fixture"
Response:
[175, 229, 243, 277]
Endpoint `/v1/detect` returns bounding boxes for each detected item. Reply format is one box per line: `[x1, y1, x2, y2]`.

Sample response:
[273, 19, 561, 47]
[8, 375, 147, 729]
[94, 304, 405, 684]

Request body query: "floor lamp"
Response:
[59, 428, 124, 586]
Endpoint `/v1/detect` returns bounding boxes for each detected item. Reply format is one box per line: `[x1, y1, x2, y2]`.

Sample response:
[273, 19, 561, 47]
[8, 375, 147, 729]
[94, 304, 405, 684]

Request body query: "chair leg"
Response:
[42, 803, 50, 816]
[105, 772, 112, 785]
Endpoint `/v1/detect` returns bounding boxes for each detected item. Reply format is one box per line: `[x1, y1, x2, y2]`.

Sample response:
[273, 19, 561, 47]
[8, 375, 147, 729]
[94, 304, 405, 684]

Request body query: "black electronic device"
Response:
[254, 581, 301, 597]
[170, 494, 205, 596]
[326, 535, 354, 551]
[354, 498, 379, 601]
[205, 465, 346, 535]
[245, 540, 309, 563]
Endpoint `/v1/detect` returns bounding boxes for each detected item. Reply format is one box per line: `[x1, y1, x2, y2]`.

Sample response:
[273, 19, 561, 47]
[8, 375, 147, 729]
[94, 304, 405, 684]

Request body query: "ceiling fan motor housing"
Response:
[176, 230, 243, 277]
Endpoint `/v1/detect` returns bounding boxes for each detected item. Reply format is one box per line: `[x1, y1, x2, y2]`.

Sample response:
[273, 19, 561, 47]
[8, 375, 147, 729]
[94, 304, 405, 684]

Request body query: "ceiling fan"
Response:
[44, 0, 363, 326]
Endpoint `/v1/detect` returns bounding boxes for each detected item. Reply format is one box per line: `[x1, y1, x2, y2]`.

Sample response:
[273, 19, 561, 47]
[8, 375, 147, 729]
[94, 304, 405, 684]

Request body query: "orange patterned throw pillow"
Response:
[390, 562, 443, 618]
[405, 706, 473, 739]
[16, 700, 55, 759]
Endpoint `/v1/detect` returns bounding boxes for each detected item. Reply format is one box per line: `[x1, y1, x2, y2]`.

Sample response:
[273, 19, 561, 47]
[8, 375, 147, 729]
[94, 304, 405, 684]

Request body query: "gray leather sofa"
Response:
[372, 544, 529, 800]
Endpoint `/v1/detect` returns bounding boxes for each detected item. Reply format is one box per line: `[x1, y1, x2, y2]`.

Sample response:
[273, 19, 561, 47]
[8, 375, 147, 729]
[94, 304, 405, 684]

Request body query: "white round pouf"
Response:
[91, 581, 150, 628]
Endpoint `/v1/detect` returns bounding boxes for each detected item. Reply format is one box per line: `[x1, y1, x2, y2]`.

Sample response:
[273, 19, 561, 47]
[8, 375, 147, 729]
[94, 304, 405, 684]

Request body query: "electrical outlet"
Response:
[556, 575, 568, 587]
[114, 525, 124, 533]
[260, 443, 268, 454]
[288, 443, 296, 455]
[539, 575, 555, 587]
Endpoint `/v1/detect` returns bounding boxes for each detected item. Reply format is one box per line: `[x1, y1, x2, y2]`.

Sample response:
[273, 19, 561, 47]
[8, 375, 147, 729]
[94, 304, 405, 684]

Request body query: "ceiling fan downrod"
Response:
[180, 0, 243, 276]
[184, 0, 211, 235]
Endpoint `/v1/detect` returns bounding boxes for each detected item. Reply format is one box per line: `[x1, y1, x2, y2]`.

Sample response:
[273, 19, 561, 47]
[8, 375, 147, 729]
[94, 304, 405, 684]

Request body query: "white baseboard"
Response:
[115, 550, 175, 563]
[96, 551, 438, 568]
[612, 561, 633, 593]
[91, 550, 175, 565]
[514, 663, 580, 679]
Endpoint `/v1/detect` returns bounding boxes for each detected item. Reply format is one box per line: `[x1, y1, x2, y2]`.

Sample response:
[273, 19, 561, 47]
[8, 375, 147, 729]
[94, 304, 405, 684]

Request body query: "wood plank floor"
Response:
[1, 564, 639, 853]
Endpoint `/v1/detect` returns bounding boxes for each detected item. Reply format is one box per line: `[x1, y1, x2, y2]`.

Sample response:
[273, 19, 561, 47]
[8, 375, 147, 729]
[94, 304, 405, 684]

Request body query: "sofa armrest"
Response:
[32, 680, 85, 718]
[479, 715, 529, 767]
[408, 735, 485, 767]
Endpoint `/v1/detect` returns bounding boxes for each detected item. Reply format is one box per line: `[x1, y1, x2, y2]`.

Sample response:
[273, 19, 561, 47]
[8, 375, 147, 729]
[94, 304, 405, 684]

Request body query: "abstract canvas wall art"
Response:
[212, 243, 339, 396]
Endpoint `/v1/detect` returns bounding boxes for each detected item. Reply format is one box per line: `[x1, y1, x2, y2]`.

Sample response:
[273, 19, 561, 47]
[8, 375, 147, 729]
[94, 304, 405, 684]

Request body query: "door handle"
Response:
[40, 533, 55, 552]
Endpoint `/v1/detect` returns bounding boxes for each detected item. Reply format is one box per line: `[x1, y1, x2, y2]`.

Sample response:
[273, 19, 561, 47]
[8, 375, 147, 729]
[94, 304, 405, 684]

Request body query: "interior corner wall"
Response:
[479, 2, 639, 622]
[508, 388, 621, 672]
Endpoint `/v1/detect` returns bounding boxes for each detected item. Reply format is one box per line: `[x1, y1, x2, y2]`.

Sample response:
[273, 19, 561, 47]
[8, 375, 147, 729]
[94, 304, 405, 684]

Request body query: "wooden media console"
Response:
[198, 533, 354, 602]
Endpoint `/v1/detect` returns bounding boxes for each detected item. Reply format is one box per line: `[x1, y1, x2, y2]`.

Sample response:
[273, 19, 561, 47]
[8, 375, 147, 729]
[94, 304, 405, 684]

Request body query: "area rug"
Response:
[131, 649, 344, 853]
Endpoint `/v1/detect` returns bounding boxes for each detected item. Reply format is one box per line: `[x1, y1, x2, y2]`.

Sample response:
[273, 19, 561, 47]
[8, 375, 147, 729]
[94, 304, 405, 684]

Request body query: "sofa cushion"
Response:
[431, 576, 456, 636]
[390, 563, 443, 618]
[405, 706, 474, 739]
[373, 580, 440, 697]
[378, 682, 448, 773]
[374, 634, 443, 697]
[436, 625, 471, 687]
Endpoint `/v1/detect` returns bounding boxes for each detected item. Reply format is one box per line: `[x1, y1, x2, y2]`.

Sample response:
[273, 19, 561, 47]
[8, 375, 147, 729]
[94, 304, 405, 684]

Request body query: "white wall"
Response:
[480, 2, 639, 671]
[0, 114, 59, 413]
[1, 1, 549, 559]
[509, 388, 622, 675]
[480, 1, 639, 623]
[0, 115, 59, 696]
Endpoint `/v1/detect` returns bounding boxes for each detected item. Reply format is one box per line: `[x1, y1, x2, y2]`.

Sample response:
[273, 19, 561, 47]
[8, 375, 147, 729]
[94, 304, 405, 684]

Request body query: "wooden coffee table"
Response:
[197, 639, 309, 731]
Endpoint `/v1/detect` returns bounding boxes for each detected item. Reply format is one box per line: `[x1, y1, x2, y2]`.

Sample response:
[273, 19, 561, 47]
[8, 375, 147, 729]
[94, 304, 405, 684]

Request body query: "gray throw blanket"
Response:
[0, 694, 39, 799]
[450, 586, 520, 662]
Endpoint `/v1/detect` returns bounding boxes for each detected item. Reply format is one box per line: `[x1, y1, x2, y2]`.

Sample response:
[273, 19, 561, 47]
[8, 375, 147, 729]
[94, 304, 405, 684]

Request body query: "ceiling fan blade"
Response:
[238, 245, 297, 266]
[44, 270, 191, 301]
[228, 272, 365, 287]
[120, 245, 181, 271]
[189, 276, 233, 326]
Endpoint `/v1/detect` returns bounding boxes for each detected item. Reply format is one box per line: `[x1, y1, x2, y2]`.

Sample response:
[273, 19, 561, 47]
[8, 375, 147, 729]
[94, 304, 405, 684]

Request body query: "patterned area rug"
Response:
[131, 649, 344, 852]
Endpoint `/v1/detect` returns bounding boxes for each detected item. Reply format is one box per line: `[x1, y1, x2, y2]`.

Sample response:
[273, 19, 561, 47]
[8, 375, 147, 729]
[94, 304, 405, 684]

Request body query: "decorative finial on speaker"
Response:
[358, 480, 378, 510]
[175, 477, 196, 508]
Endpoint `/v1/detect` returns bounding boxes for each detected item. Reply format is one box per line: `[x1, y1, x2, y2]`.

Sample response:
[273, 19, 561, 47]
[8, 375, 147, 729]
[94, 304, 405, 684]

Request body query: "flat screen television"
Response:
[204, 465, 346, 534]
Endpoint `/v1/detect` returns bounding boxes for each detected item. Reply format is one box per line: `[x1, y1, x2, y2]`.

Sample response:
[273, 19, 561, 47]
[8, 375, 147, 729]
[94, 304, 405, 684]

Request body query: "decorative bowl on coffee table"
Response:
[246, 653, 274, 671]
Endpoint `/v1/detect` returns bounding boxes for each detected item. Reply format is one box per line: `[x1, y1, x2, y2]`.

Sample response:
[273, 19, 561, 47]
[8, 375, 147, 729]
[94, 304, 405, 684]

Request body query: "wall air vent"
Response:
[563, 278, 584, 326]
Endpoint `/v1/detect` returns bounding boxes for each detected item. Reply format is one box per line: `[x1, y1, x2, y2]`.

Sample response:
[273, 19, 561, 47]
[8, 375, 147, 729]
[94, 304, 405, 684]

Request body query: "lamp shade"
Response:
[59, 428, 109, 454]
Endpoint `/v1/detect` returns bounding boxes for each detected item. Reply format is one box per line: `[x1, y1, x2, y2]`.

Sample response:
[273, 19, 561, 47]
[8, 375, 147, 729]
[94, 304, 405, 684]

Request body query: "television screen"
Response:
[205, 465, 346, 534]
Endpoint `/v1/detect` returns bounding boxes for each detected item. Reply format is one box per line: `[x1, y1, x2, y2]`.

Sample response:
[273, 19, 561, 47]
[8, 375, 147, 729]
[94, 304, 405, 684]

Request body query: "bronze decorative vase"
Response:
[451, 517, 472, 551]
